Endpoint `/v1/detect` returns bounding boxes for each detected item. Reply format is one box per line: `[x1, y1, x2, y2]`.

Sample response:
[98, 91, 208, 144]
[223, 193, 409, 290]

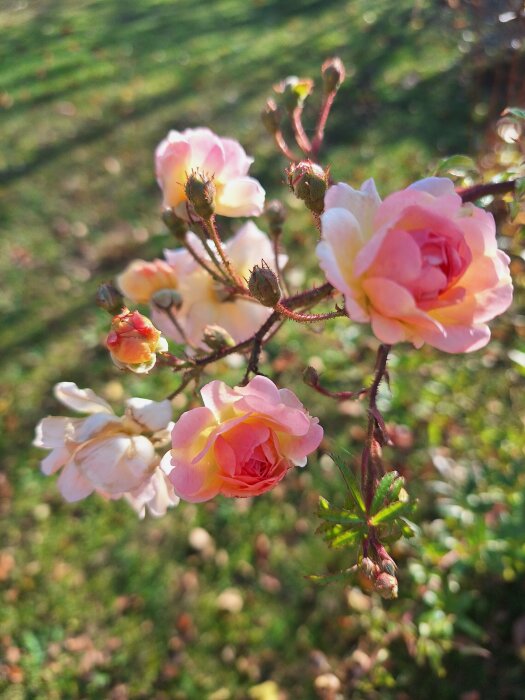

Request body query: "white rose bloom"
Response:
[34, 382, 178, 517]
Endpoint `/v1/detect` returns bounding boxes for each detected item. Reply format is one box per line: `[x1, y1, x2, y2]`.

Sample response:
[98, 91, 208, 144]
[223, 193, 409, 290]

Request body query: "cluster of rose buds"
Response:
[35, 57, 517, 594]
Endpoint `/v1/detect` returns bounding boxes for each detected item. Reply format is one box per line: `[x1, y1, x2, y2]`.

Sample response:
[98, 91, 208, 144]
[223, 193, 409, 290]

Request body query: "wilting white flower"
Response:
[34, 382, 179, 516]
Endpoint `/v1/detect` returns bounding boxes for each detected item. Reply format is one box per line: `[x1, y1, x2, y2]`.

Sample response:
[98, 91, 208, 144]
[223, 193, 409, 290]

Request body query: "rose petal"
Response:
[54, 382, 113, 415]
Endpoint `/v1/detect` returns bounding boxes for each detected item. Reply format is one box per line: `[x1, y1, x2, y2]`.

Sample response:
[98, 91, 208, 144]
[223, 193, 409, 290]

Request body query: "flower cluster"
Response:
[35, 378, 322, 510]
[34, 57, 517, 597]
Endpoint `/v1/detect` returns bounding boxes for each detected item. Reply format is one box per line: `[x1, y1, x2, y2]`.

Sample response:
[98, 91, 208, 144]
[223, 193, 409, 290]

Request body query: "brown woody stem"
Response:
[458, 179, 518, 203]
[361, 344, 391, 511]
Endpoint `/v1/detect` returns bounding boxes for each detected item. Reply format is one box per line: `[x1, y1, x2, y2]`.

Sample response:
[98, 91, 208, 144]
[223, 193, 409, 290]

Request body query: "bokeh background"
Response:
[1, 0, 525, 698]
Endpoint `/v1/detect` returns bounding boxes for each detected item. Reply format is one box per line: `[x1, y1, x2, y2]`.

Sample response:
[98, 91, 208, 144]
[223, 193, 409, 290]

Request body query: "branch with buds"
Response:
[36, 55, 520, 599]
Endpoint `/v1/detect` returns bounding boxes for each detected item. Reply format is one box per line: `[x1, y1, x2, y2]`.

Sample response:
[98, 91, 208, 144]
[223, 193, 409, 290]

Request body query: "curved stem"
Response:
[458, 179, 517, 203]
[311, 91, 336, 157]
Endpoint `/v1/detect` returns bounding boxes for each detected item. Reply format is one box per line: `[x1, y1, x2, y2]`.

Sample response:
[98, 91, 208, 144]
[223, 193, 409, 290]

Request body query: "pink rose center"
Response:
[213, 420, 290, 496]
[409, 229, 471, 304]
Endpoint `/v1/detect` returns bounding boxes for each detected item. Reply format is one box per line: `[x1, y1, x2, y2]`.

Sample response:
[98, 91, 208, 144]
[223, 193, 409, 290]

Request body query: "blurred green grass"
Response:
[1, 0, 524, 698]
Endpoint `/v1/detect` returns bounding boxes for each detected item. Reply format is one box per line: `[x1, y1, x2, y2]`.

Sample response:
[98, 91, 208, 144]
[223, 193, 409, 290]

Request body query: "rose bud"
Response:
[302, 365, 319, 389]
[287, 161, 329, 215]
[106, 308, 168, 374]
[202, 324, 236, 351]
[373, 572, 399, 600]
[185, 170, 216, 219]
[96, 282, 124, 315]
[322, 57, 346, 93]
[274, 76, 314, 113]
[151, 288, 183, 311]
[248, 264, 281, 307]
[261, 98, 283, 135]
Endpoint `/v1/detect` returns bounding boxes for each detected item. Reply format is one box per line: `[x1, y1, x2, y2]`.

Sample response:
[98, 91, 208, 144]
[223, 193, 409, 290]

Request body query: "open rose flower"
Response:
[316, 177, 513, 352]
[117, 258, 181, 305]
[155, 127, 265, 218]
[157, 221, 287, 347]
[106, 308, 168, 373]
[33, 382, 179, 517]
[161, 376, 323, 502]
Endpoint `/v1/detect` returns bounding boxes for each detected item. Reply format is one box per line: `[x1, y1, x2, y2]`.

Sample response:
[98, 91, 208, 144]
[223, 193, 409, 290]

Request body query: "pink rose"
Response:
[162, 376, 323, 502]
[155, 127, 265, 218]
[316, 177, 513, 352]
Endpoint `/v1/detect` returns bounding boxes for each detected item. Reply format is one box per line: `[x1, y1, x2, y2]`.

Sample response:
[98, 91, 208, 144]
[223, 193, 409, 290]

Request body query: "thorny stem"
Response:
[274, 130, 298, 161]
[291, 107, 312, 154]
[309, 381, 368, 402]
[205, 216, 245, 288]
[458, 179, 518, 203]
[282, 282, 335, 309]
[275, 302, 345, 323]
[240, 311, 280, 385]
[182, 235, 230, 285]
[361, 344, 391, 511]
[311, 90, 336, 158]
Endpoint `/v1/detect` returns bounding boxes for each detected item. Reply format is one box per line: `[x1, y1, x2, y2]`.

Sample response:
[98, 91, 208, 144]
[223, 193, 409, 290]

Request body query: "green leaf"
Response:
[399, 517, 420, 537]
[318, 509, 365, 526]
[389, 476, 405, 501]
[503, 106, 525, 121]
[370, 500, 408, 526]
[332, 451, 365, 514]
[370, 471, 400, 515]
[317, 497, 366, 525]
[433, 154, 477, 177]
[329, 527, 363, 549]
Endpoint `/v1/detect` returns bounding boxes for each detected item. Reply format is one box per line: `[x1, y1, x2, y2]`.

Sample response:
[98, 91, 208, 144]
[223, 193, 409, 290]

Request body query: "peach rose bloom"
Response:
[155, 127, 265, 218]
[162, 376, 323, 502]
[34, 382, 179, 517]
[316, 177, 513, 352]
[117, 258, 180, 305]
[106, 308, 168, 373]
[158, 221, 287, 347]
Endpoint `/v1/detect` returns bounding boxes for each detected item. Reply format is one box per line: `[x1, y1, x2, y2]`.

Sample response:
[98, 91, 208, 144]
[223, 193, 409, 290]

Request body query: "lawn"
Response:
[1, 0, 524, 698]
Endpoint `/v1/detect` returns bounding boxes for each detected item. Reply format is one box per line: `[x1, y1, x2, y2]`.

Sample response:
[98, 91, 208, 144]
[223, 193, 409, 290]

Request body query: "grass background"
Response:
[1, 0, 524, 698]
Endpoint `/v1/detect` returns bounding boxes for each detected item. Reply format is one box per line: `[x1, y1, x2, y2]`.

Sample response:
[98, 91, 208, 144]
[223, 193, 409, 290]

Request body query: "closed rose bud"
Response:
[202, 324, 235, 351]
[151, 288, 183, 311]
[303, 366, 319, 388]
[248, 264, 281, 307]
[374, 572, 398, 599]
[288, 161, 328, 215]
[360, 557, 380, 579]
[274, 76, 314, 113]
[96, 282, 124, 315]
[261, 98, 283, 135]
[322, 57, 346, 93]
[106, 309, 168, 373]
[162, 208, 189, 240]
[185, 171, 216, 219]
